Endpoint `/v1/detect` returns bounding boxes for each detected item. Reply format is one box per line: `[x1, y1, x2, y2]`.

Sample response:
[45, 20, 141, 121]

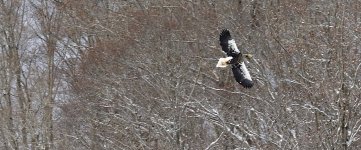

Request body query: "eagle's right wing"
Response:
[219, 29, 240, 57]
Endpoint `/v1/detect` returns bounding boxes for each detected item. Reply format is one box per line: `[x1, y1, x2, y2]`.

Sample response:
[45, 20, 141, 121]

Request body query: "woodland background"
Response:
[1, 0, 361, 149]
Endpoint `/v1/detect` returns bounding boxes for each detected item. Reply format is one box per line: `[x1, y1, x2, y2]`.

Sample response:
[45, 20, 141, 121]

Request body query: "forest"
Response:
[0, 0, 361, 149]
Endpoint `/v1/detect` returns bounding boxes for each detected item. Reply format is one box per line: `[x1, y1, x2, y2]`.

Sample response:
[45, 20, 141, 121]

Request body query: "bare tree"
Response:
[0, 1, 29, 149]
[1, 0, 361, 150]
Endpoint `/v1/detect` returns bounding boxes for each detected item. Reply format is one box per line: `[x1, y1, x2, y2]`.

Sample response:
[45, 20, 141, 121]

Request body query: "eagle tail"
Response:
[216, 57, 233, 68]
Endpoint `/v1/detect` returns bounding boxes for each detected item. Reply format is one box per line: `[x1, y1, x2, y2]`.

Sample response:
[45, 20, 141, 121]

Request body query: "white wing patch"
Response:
[240, 62, 252, 81]
[228, 39, 240, 53]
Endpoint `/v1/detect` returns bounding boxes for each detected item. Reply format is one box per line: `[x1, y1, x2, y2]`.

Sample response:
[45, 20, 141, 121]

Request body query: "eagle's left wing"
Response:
[231, 62, 253, 88]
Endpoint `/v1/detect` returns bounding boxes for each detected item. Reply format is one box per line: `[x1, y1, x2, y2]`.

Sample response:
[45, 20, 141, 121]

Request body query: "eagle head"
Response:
[244, 54, 253, 60]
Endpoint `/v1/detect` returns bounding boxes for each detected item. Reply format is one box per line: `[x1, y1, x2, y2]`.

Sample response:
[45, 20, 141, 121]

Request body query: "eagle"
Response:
[216, 29, 253, 88]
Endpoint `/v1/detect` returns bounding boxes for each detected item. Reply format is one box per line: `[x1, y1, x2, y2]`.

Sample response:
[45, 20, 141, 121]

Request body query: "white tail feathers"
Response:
[216, 57, 233, 68]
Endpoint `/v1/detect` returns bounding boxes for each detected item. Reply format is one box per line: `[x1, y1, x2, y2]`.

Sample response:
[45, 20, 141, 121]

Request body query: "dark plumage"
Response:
[217, 29, 253, 88]
[219, 29, 241, 64]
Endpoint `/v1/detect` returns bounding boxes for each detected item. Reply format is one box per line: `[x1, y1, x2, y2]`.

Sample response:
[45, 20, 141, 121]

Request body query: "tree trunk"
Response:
[44, 39, 55, 150]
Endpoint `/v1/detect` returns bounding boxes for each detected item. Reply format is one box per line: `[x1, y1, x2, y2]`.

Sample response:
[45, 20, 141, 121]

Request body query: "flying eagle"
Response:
[216, 29, 253, 88]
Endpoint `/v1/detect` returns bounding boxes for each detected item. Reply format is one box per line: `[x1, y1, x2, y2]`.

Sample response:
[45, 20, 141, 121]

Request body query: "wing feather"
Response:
[219, 29, 232, 54]
[231, 63, 253, 88]
[219, 29, 240, 57]
[219, 29, 253, 88]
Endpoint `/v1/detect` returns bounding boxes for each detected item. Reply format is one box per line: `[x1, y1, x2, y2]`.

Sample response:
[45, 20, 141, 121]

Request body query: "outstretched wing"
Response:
[231, 62, 253, 88]
[219, 29, 240, 57]
[218, 29, 253, 88]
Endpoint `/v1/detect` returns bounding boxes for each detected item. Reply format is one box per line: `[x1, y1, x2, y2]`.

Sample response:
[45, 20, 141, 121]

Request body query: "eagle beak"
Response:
[244, 54, 253, 60]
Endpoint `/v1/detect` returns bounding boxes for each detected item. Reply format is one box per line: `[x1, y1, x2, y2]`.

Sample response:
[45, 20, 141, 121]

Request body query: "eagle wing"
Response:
[219, 29, 240, 58]
[219, 29, 253, 88]
[231, 62, 253, 88]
